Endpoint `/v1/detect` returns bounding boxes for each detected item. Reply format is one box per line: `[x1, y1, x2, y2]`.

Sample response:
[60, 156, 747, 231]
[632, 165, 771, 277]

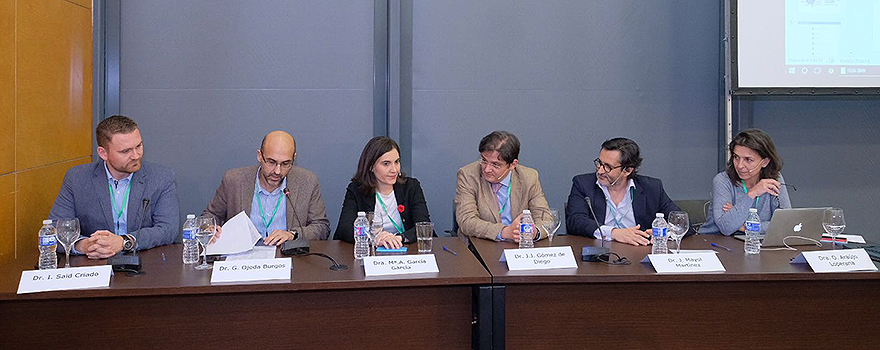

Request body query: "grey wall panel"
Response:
[411, 0, 721, 234]
[120, 0, 373, 90]
[121, 89, 372, 236]
[752, 97, 880, 243]
[119, 0, 374, 237]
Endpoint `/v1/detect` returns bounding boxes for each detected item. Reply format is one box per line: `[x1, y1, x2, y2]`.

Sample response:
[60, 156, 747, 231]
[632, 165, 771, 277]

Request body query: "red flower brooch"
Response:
[398, 205, 405, 213]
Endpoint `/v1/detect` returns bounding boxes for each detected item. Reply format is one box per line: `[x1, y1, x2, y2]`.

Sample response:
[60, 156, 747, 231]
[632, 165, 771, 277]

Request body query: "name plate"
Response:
[364, 255, 439, 276]
[790, 249, 878, 273]
[211, 258, 291, 283]
[647, 253, 726, 273]
[18, 265, 112, 294]
[501, 247, 578, 271]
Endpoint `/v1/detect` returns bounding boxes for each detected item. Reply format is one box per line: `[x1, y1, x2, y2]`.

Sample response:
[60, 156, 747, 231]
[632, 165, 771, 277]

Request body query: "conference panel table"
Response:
[0, 238, 490, 350]
[470, 234, 880, 350]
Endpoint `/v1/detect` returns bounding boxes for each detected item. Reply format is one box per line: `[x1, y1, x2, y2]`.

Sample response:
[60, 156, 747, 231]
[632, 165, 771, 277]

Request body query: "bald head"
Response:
[260, 130, 296, 157]
[256, 131, 297, 191]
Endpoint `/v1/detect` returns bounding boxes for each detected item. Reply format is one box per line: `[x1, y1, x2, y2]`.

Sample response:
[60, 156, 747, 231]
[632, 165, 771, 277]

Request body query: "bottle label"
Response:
[355, 226, 366, 237]
[40, 234, 57, 246]
[652, 227, 667, 238]
[745, 221, 761, 232]
[520, 223, 533, 235]
[183, 228, 196, 240]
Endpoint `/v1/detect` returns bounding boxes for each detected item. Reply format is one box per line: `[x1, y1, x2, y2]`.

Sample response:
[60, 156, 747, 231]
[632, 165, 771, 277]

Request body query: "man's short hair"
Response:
[96, 115, 138, 148]
[601, 137, 642, 178]
[479, 131, 520, 164]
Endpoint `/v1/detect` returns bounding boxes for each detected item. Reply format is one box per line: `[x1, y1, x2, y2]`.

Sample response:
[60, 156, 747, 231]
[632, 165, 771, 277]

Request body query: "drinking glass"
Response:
[822, 208, 845, 250]
[541, 209, 562, 245]
[416, 222, 434, 254]
[195, 216, 216, 270]
[369, 215, 383, 256]
[56, 218, 80, 268]
[667, 211, 689, 254]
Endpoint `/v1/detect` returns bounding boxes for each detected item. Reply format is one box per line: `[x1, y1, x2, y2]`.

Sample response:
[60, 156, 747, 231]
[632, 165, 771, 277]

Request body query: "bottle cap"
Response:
[749, 208, 758, 212]
[357, 211, 366, 216]
[186, 214, 196, 219]
[656, 213, 664, 218]
[42, 219, 52, 225]
[523, 210, 531, 214]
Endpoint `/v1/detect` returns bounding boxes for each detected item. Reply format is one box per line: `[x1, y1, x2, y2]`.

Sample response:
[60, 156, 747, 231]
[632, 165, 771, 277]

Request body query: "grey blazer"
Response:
[48, 160, 180, 251]
[204, 165, 330, 240]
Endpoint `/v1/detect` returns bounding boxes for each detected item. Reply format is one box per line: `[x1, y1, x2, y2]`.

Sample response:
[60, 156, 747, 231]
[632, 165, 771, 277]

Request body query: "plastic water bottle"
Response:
[38, 220, 58, 270]
[519, 210, 535, 249]
[744, 208, 762, 255]
[353, 211, 370, 260]
[182, 214, 199, 264]
[651, 213, 668, 255]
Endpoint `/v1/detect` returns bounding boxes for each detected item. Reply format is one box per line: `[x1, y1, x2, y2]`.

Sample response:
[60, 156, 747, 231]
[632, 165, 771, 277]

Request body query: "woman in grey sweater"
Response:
[700, 129, 791, 235]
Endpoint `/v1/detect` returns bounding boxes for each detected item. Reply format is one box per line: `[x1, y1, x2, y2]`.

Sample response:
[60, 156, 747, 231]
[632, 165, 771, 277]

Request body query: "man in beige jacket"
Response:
[454, 131, 550, 242]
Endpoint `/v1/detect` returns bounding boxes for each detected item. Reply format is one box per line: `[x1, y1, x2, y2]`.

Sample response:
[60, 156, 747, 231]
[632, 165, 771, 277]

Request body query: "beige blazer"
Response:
[454, 161, 550, 240]
[204, 165, 330, 240]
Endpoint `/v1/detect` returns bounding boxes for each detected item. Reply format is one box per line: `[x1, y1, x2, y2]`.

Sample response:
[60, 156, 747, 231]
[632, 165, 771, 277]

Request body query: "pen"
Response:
[161, 253, 166, 262]
[442, 245, 458, 256]
[711, 243, 733, 252]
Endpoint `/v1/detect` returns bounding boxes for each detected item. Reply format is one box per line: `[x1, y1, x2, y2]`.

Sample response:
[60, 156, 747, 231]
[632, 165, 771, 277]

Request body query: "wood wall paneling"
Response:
[15, 157, 89, 258]
[0, 174, 14, 265]
[67, 0, 92, 10]
[15, 0, 92, 170]
[0, 0, 14, 175]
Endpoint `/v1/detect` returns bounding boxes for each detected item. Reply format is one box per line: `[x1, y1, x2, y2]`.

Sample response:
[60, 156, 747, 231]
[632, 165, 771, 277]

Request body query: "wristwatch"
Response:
[121, 234, 135, 252]
[287, 229, 298, 240]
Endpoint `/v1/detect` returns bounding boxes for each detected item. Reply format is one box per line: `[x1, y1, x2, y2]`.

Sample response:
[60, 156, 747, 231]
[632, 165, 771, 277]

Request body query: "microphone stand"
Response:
[582, 196, 610, 261]
[109, 198, 149, 275]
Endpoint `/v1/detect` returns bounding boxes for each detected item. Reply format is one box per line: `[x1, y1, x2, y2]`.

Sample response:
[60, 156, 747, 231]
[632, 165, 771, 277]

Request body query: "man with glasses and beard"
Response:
[48, 115, 179, 258]
[204, 130, 330, 245]
[565, 138, 680, 246]
[454, 131, 551, 242]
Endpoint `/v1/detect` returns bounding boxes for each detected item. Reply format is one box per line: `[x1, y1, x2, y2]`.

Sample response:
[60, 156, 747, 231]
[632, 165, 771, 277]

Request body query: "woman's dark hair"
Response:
[353, 136, 406, 195]
[725, 128, 783, 184]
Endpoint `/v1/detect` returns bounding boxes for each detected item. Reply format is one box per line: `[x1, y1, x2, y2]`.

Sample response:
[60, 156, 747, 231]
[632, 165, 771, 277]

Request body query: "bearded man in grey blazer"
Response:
[49, 115, 180, 258]
[205, 131, 330, 245]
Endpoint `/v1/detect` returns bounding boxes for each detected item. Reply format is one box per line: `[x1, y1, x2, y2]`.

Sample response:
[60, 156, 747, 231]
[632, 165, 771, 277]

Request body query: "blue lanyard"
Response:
[606, 187, 634, 229]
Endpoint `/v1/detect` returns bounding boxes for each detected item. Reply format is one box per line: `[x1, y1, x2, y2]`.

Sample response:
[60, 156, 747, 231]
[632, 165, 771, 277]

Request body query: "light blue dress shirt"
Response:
[494, 172, 513, 241]
[594, 178, 637, 241]
[249, 171, 288, 243]
[104, 163, 134, 237]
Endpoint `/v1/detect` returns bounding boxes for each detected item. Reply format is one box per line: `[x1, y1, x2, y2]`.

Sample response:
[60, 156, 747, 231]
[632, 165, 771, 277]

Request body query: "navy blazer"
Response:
[48, 160, 180, 251]
[335, 177, 432, 244]
[565, 173, 680, 238]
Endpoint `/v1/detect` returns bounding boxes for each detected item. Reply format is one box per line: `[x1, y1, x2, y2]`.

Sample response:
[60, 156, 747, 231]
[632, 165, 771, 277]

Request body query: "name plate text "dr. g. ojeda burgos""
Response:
[501, 247, 578, 271]
[647, 253, 726, 273]
[211, 258, 291, 283]
[364, 255, 439, 276]
[18, 265, 112, 294]
[791, 249, 878, 273]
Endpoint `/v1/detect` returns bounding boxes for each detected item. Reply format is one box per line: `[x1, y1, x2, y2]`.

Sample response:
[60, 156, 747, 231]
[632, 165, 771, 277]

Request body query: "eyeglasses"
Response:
[479, 158, 507, 170]
[770, 183, 797, 208]
[261, 156, 293, 170]
[593, 158, 624, 173]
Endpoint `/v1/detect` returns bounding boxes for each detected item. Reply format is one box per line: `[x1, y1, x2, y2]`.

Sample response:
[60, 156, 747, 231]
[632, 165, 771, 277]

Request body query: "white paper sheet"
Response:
[206, 211, 261, 255]
[224, 246, 277, 261]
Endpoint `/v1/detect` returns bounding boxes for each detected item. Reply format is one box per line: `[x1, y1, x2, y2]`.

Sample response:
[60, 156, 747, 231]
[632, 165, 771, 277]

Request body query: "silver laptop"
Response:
[734, 208, 830, 247]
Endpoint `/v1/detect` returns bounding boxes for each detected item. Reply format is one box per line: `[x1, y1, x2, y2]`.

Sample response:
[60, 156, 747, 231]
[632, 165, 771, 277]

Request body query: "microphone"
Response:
[609, 171, 625, 187]
[280, 187, 311, 256]
[109, 198, 149, 274]
[582, 196, 610, 261]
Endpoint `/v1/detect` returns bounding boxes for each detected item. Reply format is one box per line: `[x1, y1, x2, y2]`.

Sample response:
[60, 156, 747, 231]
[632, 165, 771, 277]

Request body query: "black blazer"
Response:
[335, 177, 433, 244]
[565, 173, 680, 238]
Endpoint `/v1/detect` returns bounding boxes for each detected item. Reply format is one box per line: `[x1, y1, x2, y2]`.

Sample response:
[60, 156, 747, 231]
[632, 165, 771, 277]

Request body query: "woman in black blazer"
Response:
[335, 137, 432, 247]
